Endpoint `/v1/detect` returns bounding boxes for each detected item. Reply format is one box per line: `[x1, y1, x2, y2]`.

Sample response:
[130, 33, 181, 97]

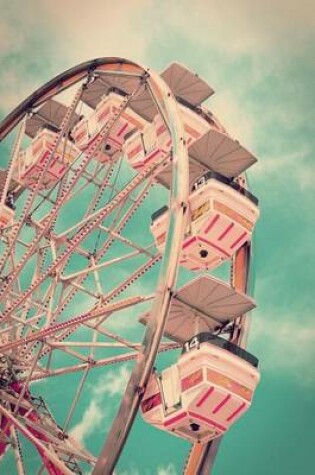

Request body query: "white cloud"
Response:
[70, 365, 130, 444]
[253, 147, 315, 191]
[210, 91, 256, 148]
[93, 365, 131, 397]
[161, 0, 315, 56]
[250, 314, 315, 386]
[115, 469, 140, 475]
[71, 399, 104, 445]
[39, 0, 153, 65]
[115, 464, 177, 475]
[157, 464, 177, 475]
[0, 66, 39, 112]
[0, 18, 23, 52]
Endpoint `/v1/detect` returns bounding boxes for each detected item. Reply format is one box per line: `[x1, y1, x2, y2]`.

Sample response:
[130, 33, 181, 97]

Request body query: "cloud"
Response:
[0, 17, 23, 52]
[115, 470, 140, 475]
[160, 0, 315, 57]
[92, 365, 131, 397]
[250, 314, 315, 386]
[38, 0, 153, 65]
[115, 464, 177, 475]
[210, 90, 256, 148]
[157, 464, 177, 475]
[71, 399, 104, 445]
[253, 147, 315, 196]
[70, 365, 130, 444]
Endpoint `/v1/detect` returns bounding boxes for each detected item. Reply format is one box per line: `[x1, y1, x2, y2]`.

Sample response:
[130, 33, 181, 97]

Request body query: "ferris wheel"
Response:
[0, 57, 260, 475]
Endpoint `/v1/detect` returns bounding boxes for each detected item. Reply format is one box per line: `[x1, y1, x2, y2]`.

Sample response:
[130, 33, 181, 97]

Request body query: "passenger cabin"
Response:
[151, 172, 259, 271]
[124, 103, 213, 172]
[71, 91, 147, 163]
[123, 62, 217, 172]
[0, 170, 21, 229]
[15, 127, 81, 189]
[140, 275, 259, 443]
[141, 333, 260, 443]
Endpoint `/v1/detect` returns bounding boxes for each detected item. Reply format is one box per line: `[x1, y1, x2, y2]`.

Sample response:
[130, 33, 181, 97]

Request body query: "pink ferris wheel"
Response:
[0, 58, 260, 474]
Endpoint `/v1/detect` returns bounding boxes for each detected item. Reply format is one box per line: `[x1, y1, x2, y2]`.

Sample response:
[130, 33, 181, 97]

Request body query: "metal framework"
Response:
[0, 57, 257, 474]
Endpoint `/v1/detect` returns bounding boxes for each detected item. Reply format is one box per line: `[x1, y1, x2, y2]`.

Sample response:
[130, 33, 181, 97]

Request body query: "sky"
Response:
[1, 0, 315, 474]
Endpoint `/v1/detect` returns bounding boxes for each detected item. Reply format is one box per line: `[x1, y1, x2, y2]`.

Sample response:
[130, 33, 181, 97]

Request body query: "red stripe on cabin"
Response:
[184, 124, 201, 140]
[128, 144, 143, 159]
[183, 236, 197, 250]
[230, 231, 247, 249]
[164, 412, 187, 427]
[198, 237, 230, 258]
[108, 135, 122, 147]
[196, 386, 215, 408]
[74, 130, 86, 143]
[212, 394, 231, 414]
[141, 392, 162, 413]
[50, 155, 60, 168]
[156, 124, 167, 136]
[189, 411, 227, 432]
[218, 222, 235, 241]
[97, 109, 109, 122]
[39, 151, 50, 164]
[138, 148, 163, 167]
[117, 122, 129, 137]
[146, 149, 161, 161]
[204, 214, 220, 234]
[226, 402, 247, 422]
[181, 369, 203, 391]
[58, 166, 66, 175]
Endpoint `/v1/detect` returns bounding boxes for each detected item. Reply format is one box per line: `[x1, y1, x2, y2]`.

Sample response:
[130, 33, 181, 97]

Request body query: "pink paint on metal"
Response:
[230, 231, 247, 249]
[204, 213, 220, 234]
[198, 236, 230, 257]
[189, 411, 226, 432]
[6, 382, 65, 475]
[164, 412, 187, 427]
[226, 402, 247, 422]
[196, 386, 215, 408]
[217, 222, 234, 241]
[0, 415, 11, 457]
[183, 236, 197, 250]
[212, 394, 231, 414]
[26, 413, 64, 475]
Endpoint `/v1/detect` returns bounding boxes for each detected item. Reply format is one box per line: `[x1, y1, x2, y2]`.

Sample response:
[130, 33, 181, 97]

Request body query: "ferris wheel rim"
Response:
[0, 57, 149, 141]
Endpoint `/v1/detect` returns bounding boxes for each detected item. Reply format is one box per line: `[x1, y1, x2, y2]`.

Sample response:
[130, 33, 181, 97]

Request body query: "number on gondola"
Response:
[183, 336, 200, 353]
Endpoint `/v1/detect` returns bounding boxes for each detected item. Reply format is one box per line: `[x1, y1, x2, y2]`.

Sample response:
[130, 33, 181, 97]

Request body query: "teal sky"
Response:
[1, 1, 315, 474]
